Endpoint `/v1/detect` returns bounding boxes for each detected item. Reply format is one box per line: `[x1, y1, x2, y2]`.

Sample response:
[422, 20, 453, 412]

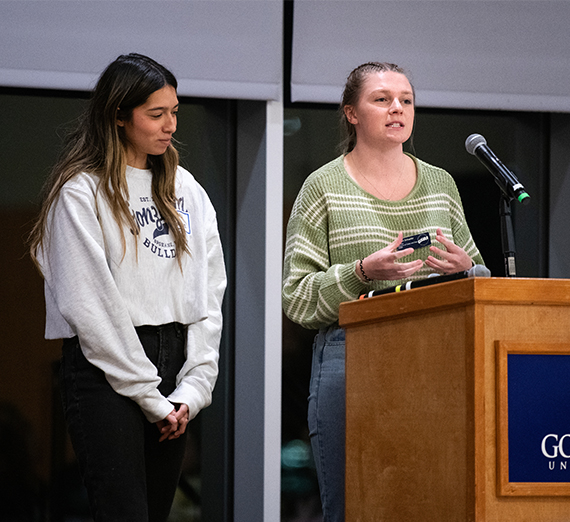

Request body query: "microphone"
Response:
[465, 134, 530, 205]
[359, 264, 491, 299]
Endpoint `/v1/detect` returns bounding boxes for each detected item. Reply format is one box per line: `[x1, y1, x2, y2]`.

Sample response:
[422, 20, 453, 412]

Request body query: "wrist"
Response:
[356, 258, 373, 283]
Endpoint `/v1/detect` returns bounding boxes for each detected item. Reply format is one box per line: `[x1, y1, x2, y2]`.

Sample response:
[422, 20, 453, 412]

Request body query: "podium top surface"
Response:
[339, 277, 570, 328]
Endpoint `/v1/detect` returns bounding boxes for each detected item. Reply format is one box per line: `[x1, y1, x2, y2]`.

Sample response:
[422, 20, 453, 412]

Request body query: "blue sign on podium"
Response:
[508, 353, 570, 483]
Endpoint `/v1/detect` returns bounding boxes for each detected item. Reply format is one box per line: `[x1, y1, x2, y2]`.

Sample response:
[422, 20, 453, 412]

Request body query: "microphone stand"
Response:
[499, 194, 517, 277]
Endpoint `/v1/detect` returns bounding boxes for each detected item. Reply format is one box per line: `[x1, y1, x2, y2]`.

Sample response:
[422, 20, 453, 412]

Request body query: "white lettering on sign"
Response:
[541, 434, 570, 459]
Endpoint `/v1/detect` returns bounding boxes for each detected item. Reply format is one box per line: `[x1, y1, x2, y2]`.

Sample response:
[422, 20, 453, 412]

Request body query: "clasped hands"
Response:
[156, 403, 190, 442]
[357, 228, 472, 282]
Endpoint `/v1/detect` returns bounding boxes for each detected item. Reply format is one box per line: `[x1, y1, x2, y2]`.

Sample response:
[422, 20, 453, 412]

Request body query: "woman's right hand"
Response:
[357, 232, 424, 282]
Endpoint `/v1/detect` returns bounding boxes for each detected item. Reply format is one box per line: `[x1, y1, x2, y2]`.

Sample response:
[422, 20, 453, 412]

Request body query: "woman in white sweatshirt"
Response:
[29, 53, 227, 522]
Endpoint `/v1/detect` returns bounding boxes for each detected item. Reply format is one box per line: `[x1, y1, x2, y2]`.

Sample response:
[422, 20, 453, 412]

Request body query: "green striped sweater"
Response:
[282, 154, 484, 330]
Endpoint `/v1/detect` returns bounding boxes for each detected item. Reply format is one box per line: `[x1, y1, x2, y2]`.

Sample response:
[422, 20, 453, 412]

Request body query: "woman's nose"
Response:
[390, 98, 403, 112]
[164, 113, 177, 133]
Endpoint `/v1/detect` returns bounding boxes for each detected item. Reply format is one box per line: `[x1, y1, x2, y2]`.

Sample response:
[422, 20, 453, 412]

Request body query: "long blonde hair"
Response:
[29, 53, 189, 271]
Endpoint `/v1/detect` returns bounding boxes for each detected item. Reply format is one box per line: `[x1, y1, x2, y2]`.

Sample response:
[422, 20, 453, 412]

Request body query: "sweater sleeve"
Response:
[39, 183, 174, 423]
[447, 180, 485, 266]
[282, 188, 367, 330]
[167, 210, 227, 420]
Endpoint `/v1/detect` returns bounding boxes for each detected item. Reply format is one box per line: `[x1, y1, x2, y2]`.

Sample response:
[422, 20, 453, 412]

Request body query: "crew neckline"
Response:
[340, 152, 421, 204]
[126, 164, 152, 179]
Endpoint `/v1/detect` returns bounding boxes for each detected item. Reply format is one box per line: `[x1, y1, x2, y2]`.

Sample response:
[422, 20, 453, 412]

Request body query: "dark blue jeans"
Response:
[308, 325, 346, 522]
[60, 323, 188, 522]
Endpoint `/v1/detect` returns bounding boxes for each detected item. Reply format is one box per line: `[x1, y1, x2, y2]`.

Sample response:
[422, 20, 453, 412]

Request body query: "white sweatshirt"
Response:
[38, 165, 227, 423]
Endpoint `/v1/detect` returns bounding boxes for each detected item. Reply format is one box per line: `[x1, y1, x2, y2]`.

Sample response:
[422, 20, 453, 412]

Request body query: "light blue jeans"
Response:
[308, 325, 346, 522]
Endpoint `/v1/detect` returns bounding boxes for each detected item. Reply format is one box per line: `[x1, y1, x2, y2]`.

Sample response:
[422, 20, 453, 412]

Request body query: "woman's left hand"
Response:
[425, 228, 473, 274]
[169, 403, 190, 440]
[156, 403, 190, 442]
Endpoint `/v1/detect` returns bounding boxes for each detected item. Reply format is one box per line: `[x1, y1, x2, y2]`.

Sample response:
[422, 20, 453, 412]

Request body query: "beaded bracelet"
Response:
[359, 259, 372, 283]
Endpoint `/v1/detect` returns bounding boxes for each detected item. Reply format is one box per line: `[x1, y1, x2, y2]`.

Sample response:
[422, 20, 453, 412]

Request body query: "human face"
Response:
[344, 71, 414, 148]
[118, 85, 179, 169]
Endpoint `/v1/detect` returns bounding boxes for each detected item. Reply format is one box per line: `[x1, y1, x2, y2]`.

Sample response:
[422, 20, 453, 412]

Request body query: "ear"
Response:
[344, 105, 357, 125]
[116, 108, 125, 127]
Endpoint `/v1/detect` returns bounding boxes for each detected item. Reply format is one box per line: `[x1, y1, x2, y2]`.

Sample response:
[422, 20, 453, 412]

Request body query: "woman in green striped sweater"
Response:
[282, 62, 484, 521]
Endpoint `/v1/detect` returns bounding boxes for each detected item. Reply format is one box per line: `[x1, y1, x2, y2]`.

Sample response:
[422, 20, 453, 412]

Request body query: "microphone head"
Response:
[465, 133, 486, 155]
[468, 264, 492, 278]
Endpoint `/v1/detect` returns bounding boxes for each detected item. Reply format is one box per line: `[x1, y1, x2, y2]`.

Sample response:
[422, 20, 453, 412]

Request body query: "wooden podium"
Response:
[339, 277, 570, 522]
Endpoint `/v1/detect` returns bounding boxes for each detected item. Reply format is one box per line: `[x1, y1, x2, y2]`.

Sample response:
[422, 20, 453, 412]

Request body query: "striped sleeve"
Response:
[446, 179, 484, 264]
[282, 183, 366, 330]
